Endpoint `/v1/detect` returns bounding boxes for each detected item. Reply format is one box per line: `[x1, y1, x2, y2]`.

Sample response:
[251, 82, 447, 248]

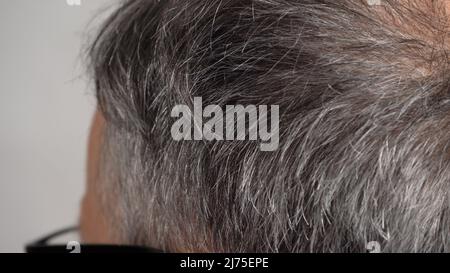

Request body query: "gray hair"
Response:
[89, 0, 450, 252]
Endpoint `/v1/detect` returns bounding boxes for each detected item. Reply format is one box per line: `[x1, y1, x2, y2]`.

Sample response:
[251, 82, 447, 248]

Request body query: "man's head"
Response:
[82, 0, 450, 252]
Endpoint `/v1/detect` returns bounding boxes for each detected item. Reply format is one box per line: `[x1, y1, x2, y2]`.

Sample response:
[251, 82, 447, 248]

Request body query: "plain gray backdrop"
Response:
[0, 0, 117, 252]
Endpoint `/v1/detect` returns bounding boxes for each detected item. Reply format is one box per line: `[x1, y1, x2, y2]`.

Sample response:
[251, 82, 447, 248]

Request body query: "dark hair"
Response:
[89, 0, 450, 252]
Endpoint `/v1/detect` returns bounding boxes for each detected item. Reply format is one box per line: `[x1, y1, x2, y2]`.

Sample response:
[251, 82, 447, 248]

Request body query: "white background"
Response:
[0, 0, 116, 252]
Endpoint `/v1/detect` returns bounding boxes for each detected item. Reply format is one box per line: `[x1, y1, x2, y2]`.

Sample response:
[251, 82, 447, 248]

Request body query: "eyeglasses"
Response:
[26, 226, 164, 253]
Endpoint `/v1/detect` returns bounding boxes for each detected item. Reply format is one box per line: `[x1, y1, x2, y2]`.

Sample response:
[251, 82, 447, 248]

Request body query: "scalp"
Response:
[89, 0, 450, 252]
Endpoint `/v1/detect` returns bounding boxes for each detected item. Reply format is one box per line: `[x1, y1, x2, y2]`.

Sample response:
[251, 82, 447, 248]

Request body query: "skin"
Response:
[79, 110, 114, 244]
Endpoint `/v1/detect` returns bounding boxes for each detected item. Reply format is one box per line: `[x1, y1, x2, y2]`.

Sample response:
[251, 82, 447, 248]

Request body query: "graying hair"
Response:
[89, 0, 450, 252]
